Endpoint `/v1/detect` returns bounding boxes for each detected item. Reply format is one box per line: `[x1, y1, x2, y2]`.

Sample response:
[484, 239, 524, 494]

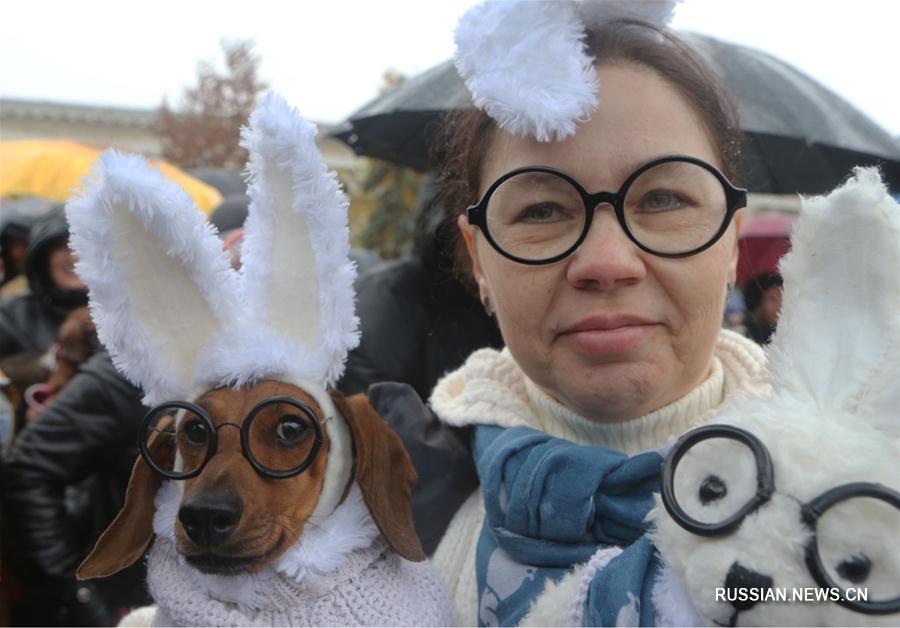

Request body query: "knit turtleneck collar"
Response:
[430, 329, 769, 455]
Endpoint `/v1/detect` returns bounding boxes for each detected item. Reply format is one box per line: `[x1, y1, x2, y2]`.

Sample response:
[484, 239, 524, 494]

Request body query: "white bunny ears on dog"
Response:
[66, 93, 359, 405]
[453, 0, 681, 141]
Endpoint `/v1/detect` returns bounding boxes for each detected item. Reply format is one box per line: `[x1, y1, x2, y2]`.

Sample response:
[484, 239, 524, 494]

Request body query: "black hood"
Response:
[24, 206, 88, 309]
[1, 197, 58, 283]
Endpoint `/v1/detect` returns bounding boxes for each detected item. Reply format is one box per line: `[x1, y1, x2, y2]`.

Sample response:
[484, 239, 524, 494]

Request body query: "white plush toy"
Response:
[66, 93, 452, 627]
[649, 168, 900, 626]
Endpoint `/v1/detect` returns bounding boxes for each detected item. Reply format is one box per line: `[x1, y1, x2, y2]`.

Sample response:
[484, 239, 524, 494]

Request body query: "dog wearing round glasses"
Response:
[65, 93, 452, 626]
[646, 168, 900, 626]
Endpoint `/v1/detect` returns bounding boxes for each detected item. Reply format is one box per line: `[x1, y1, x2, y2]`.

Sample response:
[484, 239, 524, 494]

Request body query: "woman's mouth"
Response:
[559, 315, 658, 355]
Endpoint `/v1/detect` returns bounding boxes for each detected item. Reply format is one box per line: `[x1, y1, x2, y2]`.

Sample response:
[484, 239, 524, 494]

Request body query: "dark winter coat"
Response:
[339, 257, 503, 401]
[2, 351, 151, 626]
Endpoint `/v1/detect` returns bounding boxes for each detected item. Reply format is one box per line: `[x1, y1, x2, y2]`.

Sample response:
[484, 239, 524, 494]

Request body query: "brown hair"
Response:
[432, 20, 743, 288]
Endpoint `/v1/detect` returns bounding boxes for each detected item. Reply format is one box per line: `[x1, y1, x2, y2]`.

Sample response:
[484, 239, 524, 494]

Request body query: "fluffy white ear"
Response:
[66, 151, 243, 405]
[236, 92, 358, 388]
[454, 0, 597, 142]
[767, 167, 900, 434]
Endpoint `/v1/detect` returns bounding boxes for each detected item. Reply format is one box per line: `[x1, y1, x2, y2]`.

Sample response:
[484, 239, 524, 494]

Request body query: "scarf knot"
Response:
[474, 424, 664, 626]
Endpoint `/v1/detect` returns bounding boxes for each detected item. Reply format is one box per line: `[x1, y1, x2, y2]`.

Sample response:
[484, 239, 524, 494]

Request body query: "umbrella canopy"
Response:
[334, 34, 900, 195]
[0, 140, 223, 214]
[736, 212, 797, 287]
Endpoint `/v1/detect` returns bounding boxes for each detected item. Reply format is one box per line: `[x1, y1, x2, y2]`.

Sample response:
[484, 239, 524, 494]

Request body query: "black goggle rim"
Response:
[660, 424, 775, 537]
[465, 154, 748, 265]
[138, 395, 324, 480]
[801, 482, 900, 615]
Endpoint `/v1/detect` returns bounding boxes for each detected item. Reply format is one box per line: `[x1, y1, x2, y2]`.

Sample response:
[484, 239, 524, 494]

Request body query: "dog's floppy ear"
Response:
[76, 415, 172, 580]
[330, 391, 425, 562]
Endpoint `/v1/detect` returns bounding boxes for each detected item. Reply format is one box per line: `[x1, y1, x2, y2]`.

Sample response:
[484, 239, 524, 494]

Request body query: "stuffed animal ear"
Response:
[767, 168, 900, 432]
[77, 414, 173, 579]
[238, 93, 358, 388]
[66, 151, 243, 405]
[330, 391, 425, 562]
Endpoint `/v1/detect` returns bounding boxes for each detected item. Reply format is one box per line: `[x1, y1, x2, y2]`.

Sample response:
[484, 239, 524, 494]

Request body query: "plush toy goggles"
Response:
[466, 155, 746, 264]
[139, 396, 326, 480]
[661, 424, 900, 615]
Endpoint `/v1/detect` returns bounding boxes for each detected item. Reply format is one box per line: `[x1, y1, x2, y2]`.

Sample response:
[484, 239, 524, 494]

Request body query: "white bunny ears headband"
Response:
[65, 92, 359, 407]
[454, 0, 681, 142]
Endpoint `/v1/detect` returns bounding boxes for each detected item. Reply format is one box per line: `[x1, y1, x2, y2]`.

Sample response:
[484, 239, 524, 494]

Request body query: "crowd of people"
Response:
[0, 14, 797, 628]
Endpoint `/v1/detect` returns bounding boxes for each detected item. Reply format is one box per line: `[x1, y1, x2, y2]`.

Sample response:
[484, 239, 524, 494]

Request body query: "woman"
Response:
[426, 17, 770, 626]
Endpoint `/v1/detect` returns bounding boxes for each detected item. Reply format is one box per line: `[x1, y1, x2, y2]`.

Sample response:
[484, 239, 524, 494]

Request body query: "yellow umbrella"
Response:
[0, 139, 223, 214]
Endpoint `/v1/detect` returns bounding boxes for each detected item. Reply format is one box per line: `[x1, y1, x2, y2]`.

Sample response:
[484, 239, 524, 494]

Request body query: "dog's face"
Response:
[77, 383, 424, 582]
[172, 380, 330, 574]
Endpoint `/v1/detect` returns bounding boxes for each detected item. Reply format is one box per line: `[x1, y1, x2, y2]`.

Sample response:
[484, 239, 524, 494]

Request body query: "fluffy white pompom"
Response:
[454, 0, 598, 142]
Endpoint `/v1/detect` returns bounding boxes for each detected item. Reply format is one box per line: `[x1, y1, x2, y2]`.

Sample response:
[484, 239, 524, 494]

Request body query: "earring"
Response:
[481, 294, 494, 316]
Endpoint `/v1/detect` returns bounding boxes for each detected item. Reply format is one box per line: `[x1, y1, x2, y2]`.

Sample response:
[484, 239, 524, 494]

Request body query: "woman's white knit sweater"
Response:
[429, 329, 769, 626]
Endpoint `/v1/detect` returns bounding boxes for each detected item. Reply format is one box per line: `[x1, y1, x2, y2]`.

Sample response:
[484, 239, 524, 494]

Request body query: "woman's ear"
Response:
[727, 210, 742, 285]
[76, 415, 172, 580]
[330, 391, 425, 562]
[457, 214, 490, 297]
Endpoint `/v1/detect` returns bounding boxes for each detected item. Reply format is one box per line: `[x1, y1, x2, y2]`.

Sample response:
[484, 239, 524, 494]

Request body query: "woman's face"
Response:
[460, 63, 740, 422]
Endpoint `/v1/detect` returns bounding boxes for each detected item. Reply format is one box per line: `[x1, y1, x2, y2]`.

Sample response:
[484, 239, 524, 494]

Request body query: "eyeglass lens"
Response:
[484, 160, 728, 261]
[669, 435, 759, 526]
[813, 495, 899, 604]
[142, 401, 319, 476]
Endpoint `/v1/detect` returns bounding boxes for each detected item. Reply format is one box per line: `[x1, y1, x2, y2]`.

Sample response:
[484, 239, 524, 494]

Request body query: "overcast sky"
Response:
[1, 0, 898, 136]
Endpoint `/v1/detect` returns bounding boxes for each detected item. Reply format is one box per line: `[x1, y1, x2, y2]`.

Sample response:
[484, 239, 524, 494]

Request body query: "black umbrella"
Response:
[333, 34, 900, 195]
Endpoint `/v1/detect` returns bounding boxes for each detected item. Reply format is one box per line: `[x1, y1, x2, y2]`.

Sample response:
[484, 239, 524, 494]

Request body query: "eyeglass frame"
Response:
[661, 423, 900, 615]
[138, 395, 325, 480]
[465, 154, 748, 265]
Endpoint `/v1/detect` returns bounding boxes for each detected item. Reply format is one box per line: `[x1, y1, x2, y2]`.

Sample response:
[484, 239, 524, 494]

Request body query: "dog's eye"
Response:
[836, 554, 871, 583]
[699, 475, 727, 504]
[183, 419, 209, 445]
[275, 415, 309, 445]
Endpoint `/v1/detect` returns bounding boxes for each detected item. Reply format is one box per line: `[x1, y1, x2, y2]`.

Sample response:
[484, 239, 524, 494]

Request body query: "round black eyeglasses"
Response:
[139, 396, 324, 480]
[466, 155, 747, 264]
[661, 424, 900, 615]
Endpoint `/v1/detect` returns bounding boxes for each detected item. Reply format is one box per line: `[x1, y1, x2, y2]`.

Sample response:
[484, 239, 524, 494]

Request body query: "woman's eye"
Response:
[836, 554, 871, 583]
[639, 190, 689, 212]
[183, 419, 209, 445]
[516, 203, 571, 223]
[699, 475, 727, 504]
[275, 415, 309, 445]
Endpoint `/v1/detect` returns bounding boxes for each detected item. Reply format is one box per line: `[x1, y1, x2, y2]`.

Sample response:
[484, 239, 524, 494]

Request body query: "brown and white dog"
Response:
[65, 93, 451, 626]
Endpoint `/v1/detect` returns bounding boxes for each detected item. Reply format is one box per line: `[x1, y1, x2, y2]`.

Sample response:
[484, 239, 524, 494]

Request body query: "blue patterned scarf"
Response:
[473, 424, 664, 626]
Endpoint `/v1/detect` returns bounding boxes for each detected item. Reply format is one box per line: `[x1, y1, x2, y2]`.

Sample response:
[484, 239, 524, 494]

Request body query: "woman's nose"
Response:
[565, 207, 646, 289]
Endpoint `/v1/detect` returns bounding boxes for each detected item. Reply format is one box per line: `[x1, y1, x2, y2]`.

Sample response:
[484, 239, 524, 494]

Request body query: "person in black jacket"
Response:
[1, 198, 58, 301]
[3, 351, 152, 626]
[339, 178, 503, 401]
[338, 179, 502, 554]
[743, 271, 784, 345]
[0, 206, 88, 360]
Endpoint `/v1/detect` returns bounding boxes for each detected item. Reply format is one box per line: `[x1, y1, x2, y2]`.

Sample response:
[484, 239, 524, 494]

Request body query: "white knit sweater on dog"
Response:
[138, 483, 452, 627]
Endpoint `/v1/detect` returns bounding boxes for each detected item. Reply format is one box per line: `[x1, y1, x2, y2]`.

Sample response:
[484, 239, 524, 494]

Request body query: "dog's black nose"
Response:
[179, 491, 244, 548]
[724, 561, 774, 611]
